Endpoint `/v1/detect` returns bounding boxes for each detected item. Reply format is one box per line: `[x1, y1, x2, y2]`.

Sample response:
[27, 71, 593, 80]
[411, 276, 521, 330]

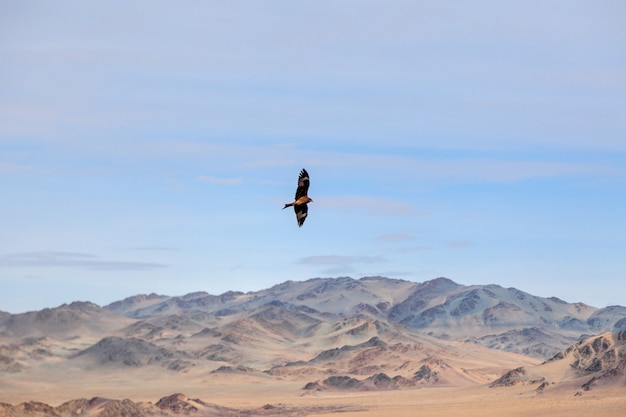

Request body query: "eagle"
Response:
[283, 168, 313, 227]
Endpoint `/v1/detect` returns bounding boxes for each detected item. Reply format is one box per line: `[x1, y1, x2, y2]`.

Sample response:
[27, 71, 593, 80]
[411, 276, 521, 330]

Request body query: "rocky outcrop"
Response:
[1, 396, 158, 417]
[304, 373, 414, 391]
[492, 331, 626, 393]
[73, 336, 189, 368]
[489, 367, 529, 387]
[468, 327, 578, 359]
[309, 336, 386, 363]
[304, 363, 456, 392]
[155, 393, 203, 413]
[566, 332, 626, 375]
[0, 393, 359, 417]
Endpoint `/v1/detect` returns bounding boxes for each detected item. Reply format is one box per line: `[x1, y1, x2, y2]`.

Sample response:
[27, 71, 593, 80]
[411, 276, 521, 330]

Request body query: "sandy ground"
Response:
[208, 384, 626, 417]
[309, 388, 626, 417]
[2, 371, 625, 417]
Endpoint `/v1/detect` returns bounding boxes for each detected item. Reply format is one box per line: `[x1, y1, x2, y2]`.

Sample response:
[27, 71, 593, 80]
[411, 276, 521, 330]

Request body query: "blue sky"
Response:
[1, 1, 625, 313]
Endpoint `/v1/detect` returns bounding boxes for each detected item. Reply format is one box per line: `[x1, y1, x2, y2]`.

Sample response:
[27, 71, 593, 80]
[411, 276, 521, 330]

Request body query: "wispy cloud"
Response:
[376, 233, 416, 242]
[0, 163, 33, 174]
[394, 246, 433, 253]
[44, 136, 623, 187]
[128, 247, 179, 252]
[376, 233, 433, 253]
[299, 255, 387, 276]
[299, 255, 386, 265]
[0, 252, 168, 271]
[318, 265, 358, 275]
[373, 270, 414, 277]
[316, 196, 421, 217]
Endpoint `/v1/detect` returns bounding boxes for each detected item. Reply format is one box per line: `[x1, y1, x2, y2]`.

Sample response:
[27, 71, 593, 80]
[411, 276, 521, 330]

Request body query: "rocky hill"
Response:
[0, 301, 134, 340]
[490, 330, 626, 394]
[0, 393, 359, 417]
[104, 276, 626, 359]
[1, 276, 626, 405]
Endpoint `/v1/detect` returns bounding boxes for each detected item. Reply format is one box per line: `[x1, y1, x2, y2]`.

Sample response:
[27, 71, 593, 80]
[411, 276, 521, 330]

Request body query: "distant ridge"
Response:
[0, 393, 359, 417]
[2, 276, 626, 404]
[102, 276, 626, 359]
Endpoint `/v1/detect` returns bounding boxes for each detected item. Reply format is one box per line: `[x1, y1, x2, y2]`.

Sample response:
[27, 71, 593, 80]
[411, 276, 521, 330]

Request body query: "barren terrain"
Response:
[1, 277, 625, 416]
[1, 381, 625, 417]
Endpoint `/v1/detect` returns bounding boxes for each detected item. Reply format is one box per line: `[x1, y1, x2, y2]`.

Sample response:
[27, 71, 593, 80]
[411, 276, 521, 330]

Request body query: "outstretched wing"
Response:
[294, 169, 310, 199]
[294, 203, 308, 227]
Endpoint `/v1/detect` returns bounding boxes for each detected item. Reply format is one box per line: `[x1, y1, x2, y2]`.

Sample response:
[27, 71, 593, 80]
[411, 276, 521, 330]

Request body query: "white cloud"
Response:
[394, 246, 433, 253]
[0, 252, 167, 271]
[299, 255, 386, 265]
[0, 163, 33, 174]
[376, 233, 416, 242]
[316, 196, 420, 217]
[299, 255, 386, 276]
[319, 265, 357, 275]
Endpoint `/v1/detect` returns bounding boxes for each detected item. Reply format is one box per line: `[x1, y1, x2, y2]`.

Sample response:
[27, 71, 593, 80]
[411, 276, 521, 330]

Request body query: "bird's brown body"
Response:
[283, 169, 312, 227]
[284, 196, 313, 208]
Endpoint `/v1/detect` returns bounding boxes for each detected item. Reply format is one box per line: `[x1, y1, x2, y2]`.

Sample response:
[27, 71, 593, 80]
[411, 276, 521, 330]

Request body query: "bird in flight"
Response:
[283, 168, 313, 227]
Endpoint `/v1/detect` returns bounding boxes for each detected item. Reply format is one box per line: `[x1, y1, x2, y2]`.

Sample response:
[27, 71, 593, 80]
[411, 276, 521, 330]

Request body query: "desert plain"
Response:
[1, 277, 625, 416]
[2, 367, 625, 417]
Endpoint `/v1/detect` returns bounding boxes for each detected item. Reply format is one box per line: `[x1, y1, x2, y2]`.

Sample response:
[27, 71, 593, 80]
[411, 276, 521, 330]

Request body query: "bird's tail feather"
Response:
[283, 203, 293, 209]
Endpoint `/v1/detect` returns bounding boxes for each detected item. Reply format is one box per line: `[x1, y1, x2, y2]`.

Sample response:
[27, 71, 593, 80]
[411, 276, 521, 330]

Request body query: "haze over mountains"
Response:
[104, 276, 626, 359]
[1, 277, 625, 415]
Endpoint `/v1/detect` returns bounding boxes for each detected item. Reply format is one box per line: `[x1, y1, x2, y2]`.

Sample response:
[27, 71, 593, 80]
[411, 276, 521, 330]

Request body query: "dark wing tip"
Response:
[295, 168, 310, 199]
[298, 168, 309, 183]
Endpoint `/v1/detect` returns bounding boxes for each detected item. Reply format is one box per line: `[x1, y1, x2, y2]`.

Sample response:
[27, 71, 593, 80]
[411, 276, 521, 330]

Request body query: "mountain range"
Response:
[102, 276, 626, 359]
[1, 276, 625, 414]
